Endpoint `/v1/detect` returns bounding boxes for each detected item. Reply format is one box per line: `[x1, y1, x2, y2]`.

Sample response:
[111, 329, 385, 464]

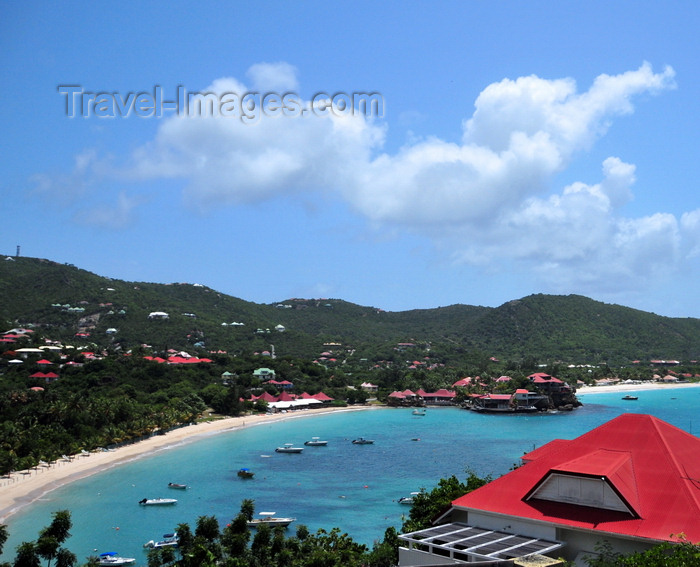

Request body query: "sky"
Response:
[2, 1, 699, 317]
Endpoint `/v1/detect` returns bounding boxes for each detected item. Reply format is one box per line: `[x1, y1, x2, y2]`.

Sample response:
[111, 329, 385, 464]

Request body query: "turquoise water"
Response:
[2, 387, 699, 564]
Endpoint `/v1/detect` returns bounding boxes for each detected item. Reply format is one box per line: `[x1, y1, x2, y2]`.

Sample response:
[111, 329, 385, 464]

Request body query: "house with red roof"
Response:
[399, 413, 700, 566]
[528, 373, 573, 400]
[416, 388, 456, 405]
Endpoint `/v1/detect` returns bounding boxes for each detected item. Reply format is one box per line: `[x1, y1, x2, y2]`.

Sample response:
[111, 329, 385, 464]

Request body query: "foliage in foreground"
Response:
[585, 538, 700, 567]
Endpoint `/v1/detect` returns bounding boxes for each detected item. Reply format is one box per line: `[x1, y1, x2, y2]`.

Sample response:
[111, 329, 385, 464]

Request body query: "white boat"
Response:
[246, 512, 296, 528]
[304, 437, 328, 446]
[275, 443, 304, 453]
[412, 408, 426, 416]
[398, 492, 420, 505]
[98, 552, 136, 565]
[144, 533, 179, 549]
[352, 437, 374, 445]
[139, 498, 177, 506]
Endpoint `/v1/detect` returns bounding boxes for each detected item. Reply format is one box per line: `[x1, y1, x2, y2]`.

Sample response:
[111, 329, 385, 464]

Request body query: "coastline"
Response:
[0, 405, 372, 523]
[575, 381, 700, 395]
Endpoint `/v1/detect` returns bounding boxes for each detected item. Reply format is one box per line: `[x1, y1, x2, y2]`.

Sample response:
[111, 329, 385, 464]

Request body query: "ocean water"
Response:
[2, 387, 698, 564]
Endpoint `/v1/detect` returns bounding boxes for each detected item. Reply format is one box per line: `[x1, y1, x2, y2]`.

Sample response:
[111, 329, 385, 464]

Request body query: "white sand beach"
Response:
[575, 381, 700, 395]
[0, 406, 371, 523]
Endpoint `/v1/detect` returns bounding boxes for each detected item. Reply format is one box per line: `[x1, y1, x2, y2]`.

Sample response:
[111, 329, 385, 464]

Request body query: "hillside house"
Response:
[253, 367, 276, 380]
[148, 311, 169, 320]
[528, 373, 572, 394]
[398, 413, 700, 566]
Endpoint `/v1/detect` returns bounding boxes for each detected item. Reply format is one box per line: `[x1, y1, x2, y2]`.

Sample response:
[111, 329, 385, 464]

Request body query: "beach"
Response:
[0, 406, 370, 523]
[575, 381, 700, 395]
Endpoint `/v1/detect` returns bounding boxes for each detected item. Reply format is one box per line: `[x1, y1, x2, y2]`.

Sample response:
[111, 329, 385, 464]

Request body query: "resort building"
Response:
[399, 413, 700, 566]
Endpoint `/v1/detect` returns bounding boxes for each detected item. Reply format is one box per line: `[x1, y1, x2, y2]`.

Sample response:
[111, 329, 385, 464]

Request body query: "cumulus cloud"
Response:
[46, 62, 696, 297]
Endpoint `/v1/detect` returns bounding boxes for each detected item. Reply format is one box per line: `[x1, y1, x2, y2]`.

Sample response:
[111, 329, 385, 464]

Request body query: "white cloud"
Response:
[43, 62, 697, 299]
[680, 209, 700, 259]
[246, 62, 299, 92]
[72, 192, 140, 230]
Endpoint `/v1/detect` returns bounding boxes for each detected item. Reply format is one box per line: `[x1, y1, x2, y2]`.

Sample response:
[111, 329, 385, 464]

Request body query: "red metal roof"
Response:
[451, 413, 700, 543]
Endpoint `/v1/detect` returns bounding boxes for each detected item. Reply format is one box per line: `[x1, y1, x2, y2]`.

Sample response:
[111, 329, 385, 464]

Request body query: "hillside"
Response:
[0, 256, 698, 365]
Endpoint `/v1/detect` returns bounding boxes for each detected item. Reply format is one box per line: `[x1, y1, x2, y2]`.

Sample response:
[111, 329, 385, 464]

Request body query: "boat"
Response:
[144, 533, 179, 549]
[167, 482, 187, 489]
[622, 395, 639, 400]
[352, 437, 374, 445]
[246, 512, 296, 528]
[275, 443, 304, 453]
[237, 468, 255, 478]
[412, 408, 426, 416]
[398, 492, 420, 505]
[304, 437, 328, 446]
[97, 552, 136, 565]
[139, 498, 177, 506]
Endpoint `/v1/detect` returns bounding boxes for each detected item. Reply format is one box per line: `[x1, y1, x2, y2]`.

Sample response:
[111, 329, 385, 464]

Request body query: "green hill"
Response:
[0, 256, 698, 365]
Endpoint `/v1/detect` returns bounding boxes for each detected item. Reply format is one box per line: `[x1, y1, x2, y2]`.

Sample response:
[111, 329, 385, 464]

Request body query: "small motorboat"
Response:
[144, 533, 179, 549]
[237, 468, 255, 478]
[275, 443, 304, 453]
[352, 437, 374, 445]
[398, 492, 420, 505]
[246, 512, 296, 528]
[304, 437, 328, 446]
[412, 408, 426, 416]
[139, 498, 177, 506]
[621, 395, 639, 400]
[167, 482, 188, 489]
[97, 552, 136, 565]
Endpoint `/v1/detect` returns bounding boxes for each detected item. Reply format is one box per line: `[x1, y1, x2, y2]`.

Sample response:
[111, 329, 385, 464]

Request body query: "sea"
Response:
[2, 387, 699, 564]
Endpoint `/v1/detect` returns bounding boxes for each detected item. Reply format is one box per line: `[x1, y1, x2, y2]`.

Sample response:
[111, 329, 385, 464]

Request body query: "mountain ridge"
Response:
[1, 256, 698, 364]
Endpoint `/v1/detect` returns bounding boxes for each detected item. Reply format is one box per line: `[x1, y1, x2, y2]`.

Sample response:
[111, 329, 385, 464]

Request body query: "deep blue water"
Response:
[2, 387, 698, 564]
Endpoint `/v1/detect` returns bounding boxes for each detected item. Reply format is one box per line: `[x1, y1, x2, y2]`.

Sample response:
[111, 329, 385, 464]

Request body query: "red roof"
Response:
[36, 359, 53, 364]
[528, 372, 563, 383]
[276, 391, 296, 402]
[422, 388, 456, 398]
[312, 392, 333, 401]
[254, 391, 278, 402]
[451, 413, 700, 543]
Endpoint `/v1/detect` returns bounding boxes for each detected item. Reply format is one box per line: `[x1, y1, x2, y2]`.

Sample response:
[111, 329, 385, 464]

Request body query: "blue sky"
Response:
[2, 1, 699, 317]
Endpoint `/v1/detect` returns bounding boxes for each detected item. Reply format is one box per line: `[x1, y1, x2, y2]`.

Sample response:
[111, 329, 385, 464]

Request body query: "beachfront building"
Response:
[416, 388, 456, 405]
[398, 413, 700, 566]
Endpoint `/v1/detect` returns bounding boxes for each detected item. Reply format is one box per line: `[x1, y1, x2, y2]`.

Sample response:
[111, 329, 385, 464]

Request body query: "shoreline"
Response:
[0, 405, 373, 523]
[575, 381, 700, 395]
[3, 383, 698, 523]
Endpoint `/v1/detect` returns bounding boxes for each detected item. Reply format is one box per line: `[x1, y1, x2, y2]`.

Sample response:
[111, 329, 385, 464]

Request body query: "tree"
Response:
[586, 538, 700, 566]
[0, 524, 8, 557]
[402, 471, 489, 533]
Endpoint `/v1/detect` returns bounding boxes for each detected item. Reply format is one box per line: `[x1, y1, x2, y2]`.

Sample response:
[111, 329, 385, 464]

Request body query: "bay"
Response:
[2, 387, 698, 564]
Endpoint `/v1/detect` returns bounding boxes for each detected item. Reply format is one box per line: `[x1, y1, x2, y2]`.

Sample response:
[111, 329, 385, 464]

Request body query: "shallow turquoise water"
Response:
[2, 387, 698, 564]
